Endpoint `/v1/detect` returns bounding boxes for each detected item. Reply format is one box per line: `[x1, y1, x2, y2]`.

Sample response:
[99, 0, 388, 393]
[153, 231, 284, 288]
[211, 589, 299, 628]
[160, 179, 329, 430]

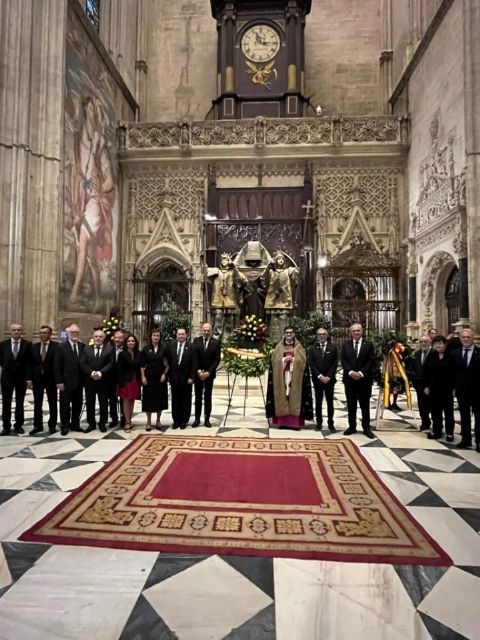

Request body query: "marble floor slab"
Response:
[418, 567, 480, 639]
[274, 558, 431, 640]
[407, 507, 480, 566]
[0, 546, 158, 640]
[30, 439, 85, 459]
[359, 447, 411, 472]
[0, 458, 64, 490]
[403, 449, 465, 473]
[143, 555, 273, 640]
[50, 461, 105, 492]
[0, 490, 67, 541]
[415, 473, 480, 508]
[378, 472, 429, 505]
[375, 432, 448, 450]
[70, 439, 130, 462]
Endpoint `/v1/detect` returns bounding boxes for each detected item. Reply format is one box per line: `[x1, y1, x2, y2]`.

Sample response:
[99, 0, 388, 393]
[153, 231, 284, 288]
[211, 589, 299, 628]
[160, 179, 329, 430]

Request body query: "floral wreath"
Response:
[222, 314, 273, 378]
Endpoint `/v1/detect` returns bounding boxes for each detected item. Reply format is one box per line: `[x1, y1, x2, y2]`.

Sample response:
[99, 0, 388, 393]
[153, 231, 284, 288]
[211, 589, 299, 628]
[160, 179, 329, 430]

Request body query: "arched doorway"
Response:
[445, 266, 459, 333]
[132, 260, 192, 342]
[331, 278, 367, 328]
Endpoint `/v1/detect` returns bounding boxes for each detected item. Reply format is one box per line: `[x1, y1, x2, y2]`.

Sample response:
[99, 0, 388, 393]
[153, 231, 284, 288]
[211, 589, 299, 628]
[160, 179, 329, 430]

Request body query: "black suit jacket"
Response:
[308, 342, 338, 382]
[192, 337, 221, 379]
[165, 341, 197, 385]
[341, 339, 375, 385]
[80, 345, 115, 382]
[0, 338, 32, 383]
[413, 348, 433, 389]
[451, 345, 480, 395]
[28, 341, 58, 384]
[54, 341, 85, 390]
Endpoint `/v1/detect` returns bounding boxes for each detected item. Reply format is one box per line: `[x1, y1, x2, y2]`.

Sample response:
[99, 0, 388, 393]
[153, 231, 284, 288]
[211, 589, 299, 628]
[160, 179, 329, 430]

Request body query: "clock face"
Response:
[241, 25, 281, 63]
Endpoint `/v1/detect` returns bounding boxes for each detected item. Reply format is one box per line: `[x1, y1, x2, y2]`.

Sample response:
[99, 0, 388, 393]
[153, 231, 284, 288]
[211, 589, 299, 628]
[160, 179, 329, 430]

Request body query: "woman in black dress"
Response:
[117, 334, 143, 433]
[141, 328, 169, 431]
[423, 335, 455, 441]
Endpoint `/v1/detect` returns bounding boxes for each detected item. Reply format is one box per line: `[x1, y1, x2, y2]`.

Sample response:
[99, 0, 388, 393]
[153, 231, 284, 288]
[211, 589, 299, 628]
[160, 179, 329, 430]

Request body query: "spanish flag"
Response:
[383, 343, 413, 410]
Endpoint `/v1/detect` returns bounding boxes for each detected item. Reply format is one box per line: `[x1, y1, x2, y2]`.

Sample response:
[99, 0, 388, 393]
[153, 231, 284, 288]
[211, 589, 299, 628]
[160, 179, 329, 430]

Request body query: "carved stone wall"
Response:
[122, 169, 206, 331]
[316, 167, 403, 258]
[404, 1, 468, 334]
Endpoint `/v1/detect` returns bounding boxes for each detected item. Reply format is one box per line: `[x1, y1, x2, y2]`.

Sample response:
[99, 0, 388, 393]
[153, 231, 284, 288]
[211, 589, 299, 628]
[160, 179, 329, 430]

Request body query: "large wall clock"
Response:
[210, 0, 312, 119]
[241, 25, 281, 62]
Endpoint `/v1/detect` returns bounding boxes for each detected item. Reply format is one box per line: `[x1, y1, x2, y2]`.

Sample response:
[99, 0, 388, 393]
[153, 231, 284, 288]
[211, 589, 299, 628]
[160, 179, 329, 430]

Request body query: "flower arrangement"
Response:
[222, 314, 273, 378]
[101, 315, 128, 341]
[230, 314, 269, 346]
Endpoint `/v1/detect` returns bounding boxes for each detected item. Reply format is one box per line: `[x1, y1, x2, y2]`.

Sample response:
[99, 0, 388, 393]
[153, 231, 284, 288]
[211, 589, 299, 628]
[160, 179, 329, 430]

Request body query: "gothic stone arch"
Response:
[421, 251, 457, 333]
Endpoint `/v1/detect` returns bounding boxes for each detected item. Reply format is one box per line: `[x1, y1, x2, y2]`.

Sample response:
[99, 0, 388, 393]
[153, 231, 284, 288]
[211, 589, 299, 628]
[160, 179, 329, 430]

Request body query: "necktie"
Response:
[421, 351, 426, 366]
[463, 348, 470, 366]
[73, 342, 78, 357]
[95, 347, 101, 358]
[116, 348, 121, 362]
[13, 341, 19, 359]
[204, 339, 208, 351]
[177, 343, 183, 363]
[41, 342, 47, 362]
[320, 344, 325, 357]
[354, 341, 359, 357]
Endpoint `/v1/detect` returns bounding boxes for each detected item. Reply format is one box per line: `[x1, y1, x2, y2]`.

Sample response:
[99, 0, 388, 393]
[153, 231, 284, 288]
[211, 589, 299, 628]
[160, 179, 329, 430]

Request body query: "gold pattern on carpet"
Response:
[21, 436, 451, 564]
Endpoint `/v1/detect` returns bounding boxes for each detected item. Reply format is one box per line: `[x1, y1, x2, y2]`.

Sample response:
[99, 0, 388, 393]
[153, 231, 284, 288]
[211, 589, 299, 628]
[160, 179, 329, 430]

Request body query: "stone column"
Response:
[135, 0, 148, 119]
[0, 0, 66, 336]
[380, 0, 393, 114]
[463, 0, 480, 333]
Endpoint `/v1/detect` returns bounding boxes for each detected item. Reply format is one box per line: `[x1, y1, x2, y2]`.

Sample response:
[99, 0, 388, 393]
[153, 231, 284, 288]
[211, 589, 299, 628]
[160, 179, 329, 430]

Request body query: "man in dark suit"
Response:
[340, 323, 376, 439]
[192, 322, 221, 428]
[413, 335, 433, 431]
[106, 329, 125, 428]
[80, 329, 115, 433]
[26, 325, 58, 434]
[308, 327, 338, 432]
[54, 324, 85, 436]
[165, 327, 197, 429]
[0, 323, 32, 435]
[451, 328, 480, 451]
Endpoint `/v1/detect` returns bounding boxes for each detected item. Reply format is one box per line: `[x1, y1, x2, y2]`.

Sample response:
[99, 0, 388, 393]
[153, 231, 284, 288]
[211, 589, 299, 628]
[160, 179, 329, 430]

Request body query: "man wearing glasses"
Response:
[308, 328, 338, 432]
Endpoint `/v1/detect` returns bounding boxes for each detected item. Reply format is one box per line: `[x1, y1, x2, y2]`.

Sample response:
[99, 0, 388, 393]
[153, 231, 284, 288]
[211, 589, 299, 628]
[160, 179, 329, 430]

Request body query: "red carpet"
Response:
[20, 435, 452, 565]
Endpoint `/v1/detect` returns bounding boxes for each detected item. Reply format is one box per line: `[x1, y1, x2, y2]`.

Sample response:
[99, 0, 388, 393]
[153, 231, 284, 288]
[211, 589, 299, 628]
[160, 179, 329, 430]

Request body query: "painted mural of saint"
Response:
[68, 96, 116, 311]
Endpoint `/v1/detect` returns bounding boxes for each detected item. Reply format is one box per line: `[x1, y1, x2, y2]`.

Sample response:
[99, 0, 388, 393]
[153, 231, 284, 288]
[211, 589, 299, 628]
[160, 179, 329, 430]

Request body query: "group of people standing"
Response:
[266, 322, 376, 438]
[1, 320, 479, 452]
[413, 328, 480, 451]
[0, 322, 220, 436]
[266, 323, 480, 452]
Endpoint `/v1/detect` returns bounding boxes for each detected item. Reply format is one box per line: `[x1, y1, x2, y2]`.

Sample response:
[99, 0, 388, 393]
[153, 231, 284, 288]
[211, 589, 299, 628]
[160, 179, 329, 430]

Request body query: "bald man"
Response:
[192, 323, 221, 428]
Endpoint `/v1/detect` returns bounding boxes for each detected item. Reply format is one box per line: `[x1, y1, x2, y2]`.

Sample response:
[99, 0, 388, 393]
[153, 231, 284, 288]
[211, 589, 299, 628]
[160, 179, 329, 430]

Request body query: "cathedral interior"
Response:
[0, 1, 479, 639]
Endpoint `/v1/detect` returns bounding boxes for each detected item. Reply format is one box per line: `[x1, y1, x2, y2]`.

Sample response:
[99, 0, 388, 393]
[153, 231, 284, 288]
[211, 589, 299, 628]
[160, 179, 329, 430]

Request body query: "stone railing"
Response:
[119, 116, 409, 151]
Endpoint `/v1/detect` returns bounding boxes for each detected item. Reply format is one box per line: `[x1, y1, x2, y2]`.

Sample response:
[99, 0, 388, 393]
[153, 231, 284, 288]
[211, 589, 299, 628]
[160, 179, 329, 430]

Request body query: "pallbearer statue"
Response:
[207, 253, 247, 337]
[263, 251, 299, 342]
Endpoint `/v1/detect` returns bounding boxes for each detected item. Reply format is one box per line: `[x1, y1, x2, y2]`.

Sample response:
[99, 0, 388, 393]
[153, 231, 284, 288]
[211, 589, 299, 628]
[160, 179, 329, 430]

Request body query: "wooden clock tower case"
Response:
[210, 0, 312, 119]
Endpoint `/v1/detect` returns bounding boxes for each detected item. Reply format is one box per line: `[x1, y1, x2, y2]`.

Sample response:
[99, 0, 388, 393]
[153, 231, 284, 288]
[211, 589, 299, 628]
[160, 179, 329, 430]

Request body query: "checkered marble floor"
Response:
[0, 378, 479, 640]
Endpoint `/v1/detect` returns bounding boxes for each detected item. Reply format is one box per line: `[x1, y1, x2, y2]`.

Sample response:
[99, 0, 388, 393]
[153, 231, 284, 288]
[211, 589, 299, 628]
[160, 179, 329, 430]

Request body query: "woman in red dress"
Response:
[117, 334, 142, 432]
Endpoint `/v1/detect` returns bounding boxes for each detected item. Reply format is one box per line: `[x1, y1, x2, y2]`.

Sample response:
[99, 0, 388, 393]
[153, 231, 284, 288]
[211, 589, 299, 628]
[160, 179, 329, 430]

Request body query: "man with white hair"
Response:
[80, 329, 114, 433]
[451, 328, 480, 451]
[54, 324, 85, 436]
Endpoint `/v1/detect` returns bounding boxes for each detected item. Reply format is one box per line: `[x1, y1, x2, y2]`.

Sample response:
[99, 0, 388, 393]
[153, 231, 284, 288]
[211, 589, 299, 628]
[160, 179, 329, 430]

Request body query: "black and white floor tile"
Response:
[0, 378, 479, 639]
